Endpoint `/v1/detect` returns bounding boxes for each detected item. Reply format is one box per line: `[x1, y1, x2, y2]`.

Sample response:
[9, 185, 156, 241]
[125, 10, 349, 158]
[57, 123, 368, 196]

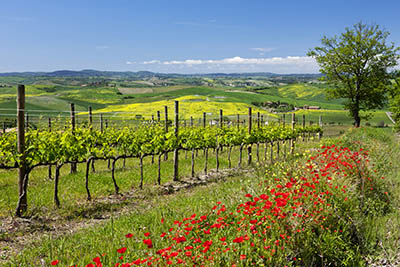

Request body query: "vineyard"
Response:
[0, 87, 398, 267]
[0, 114, 322, 216]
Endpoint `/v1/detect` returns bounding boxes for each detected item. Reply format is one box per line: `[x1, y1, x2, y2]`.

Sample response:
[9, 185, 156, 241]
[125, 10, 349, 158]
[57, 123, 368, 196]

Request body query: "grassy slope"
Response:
[0, 82, 393, 126]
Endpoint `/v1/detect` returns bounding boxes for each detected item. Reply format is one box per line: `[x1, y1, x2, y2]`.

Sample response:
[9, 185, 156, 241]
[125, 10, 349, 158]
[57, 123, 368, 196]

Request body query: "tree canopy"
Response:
[308, 22, 400, 127]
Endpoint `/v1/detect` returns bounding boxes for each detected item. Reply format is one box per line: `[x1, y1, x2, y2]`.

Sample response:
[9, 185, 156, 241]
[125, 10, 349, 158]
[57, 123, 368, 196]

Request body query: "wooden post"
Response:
[157, 110, 161, 123]
[16, 85, 27, 216]
[190, 116, 193, 127]
[191, 149, 195, 177]
[203, 112, 206, 128]
[105, 119, 108, 129]
[48, 118, 52, 179]
[88, 106, 93, 129]
[237, 114, 240, 129]
[70, 103, 77, 173]
[219, 109, 223, 128]
[164, 106, 169, 132]
[291, 113, 296, 154]
[248, 107, 252, 165]
[257, 112, 260, 128]
[216, 136, 219, 173]
[100, 114, 104, 132]
[164, 106, 169, 161]
[302, 114, 306, 141]
[173, 101, 179, 181]
[261, 115, 264, 125]
[282, 114, 286, 127]
[319, 115, 323, 140]
[2, 121, 5, 134]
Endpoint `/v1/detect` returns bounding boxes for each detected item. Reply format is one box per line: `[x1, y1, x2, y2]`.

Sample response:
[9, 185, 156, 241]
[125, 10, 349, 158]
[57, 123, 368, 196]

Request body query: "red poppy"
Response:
[125, 233, 133, 238]
[117, 247, 127, 254]
[143, 239, 153, 248]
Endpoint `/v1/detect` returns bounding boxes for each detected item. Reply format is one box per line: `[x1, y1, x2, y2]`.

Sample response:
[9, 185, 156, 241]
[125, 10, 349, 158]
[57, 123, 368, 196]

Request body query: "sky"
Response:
[1, 0, 400, 74]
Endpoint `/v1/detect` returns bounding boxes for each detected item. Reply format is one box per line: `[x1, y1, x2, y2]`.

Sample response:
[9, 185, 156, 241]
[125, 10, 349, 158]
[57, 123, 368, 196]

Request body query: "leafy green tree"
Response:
[308, 22, 399, 127]
[389, 72, 400, 130]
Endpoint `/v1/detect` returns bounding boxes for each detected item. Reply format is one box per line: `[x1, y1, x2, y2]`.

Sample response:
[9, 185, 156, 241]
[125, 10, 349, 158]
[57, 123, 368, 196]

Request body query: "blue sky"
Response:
[1, 0, 400, 73]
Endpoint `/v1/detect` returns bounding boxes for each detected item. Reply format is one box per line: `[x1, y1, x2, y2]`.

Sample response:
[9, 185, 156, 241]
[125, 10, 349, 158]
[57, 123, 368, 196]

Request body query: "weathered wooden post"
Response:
[173, 101, 179, 181]
[291, 113, 296, 154]
[70, 103, 77, 173]
[248, 107, 252, 165]
[16, 85, 27, 216]
[237, 114, 240, 129]
[203, 112, 206, 128]
[282, 113, 286, 128]
[157, 110, 161, 123]
[100, 114, 104, 132]
[319, 115, 323, 140]
[164, 106, 169, 161]
[88, 106, 93, 129]
[48, 118, 52, 179]
[302, 114, 306, 141]
[219, 109, 223, 128]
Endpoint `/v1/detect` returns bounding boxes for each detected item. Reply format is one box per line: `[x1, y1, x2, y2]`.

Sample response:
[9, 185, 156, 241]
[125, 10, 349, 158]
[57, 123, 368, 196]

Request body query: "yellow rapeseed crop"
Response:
[90, 95, 277, 119]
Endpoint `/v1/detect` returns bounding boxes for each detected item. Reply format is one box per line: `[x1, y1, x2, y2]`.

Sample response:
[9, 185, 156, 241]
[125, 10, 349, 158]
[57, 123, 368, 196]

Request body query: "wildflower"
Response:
[117, 247, 127, 254]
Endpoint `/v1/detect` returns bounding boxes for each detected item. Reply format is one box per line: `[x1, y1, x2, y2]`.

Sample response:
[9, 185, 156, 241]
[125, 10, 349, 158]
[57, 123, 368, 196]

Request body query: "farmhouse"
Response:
[303, 105, 320, 110]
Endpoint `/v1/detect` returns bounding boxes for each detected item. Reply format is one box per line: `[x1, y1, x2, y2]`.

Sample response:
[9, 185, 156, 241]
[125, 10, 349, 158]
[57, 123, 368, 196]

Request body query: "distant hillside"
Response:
[0, 70, 322, 79]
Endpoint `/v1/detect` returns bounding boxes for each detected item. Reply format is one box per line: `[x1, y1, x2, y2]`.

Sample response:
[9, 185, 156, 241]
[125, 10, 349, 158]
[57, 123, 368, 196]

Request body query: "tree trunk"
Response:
[354, 110, 361, 127]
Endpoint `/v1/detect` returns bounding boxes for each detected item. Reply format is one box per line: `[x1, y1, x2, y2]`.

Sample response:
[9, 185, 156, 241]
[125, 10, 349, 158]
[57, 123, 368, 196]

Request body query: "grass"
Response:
[0, 139, 293, 218]
[1, 127, 399, 266]
[0, 83, 393, 128]
[0, 135, 320, 265]
[334, 127, 400, 264]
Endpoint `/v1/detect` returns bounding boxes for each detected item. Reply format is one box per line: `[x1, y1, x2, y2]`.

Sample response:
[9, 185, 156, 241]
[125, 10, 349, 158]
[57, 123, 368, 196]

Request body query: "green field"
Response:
[0, 80, 393, 127]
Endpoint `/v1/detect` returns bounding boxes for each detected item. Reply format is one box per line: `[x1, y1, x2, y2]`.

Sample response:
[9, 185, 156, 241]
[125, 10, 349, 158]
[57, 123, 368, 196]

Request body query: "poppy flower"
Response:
[117, 247, 127, 254]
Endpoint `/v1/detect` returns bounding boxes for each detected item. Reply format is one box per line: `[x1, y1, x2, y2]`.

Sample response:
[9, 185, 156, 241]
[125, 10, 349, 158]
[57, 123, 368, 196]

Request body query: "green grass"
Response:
[0, 141, 284, 218]
[330, 127, 400, 264]
[0, 82, 394, 128]
[0, 137, 321, 266]
[2, 127, 399, 266]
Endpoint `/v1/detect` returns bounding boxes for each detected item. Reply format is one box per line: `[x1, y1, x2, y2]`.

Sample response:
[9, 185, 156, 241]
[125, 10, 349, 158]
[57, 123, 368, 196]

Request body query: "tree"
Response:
[308, 22, 399, 127]
[388, 71, 400, 130]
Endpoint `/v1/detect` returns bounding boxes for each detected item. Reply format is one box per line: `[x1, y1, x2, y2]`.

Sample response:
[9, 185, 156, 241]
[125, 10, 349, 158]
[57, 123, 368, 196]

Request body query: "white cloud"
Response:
[143, 60, 161, 64]
[126, 61, 136, 65]
[250, 47, 275, 53]
[142, 56, 316, 66]
[126, 56, 319, 74]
